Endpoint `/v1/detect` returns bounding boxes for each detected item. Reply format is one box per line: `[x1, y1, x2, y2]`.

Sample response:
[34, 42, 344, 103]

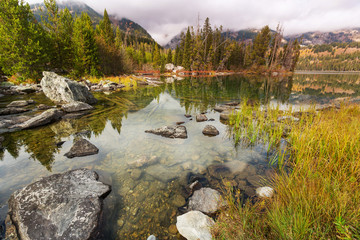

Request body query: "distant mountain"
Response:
[165, 27, 360, 48]
[109, 16, 153, 41]
[286, 28, 360, 45]
[164, 28, 261, 49]
[30, 1, 155, 42]
[31, 1, 103, 24]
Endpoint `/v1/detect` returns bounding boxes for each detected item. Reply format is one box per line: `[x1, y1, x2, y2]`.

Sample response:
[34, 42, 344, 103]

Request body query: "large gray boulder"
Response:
[188, 188, 224, 214]
[10, 109, 64, 129]
[176, 211, 214, 240]
[145, 125, 187, 139]
[7, 169, 111, 240]
[41, 72, 97, 105]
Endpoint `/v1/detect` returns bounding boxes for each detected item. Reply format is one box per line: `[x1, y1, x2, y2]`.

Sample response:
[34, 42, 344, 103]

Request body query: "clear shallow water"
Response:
[0, 73, 359, 239]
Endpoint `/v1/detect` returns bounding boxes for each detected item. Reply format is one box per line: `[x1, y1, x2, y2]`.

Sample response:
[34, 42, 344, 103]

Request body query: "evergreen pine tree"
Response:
[182, 28, 192, 70]
[166, 49, 173, 63]
[251, 25, 271, 66]
[0, 0, 48, 80]
[174, 46, 180, 66]
[97, 9, 114, 45]
[73, 12, 99, 76]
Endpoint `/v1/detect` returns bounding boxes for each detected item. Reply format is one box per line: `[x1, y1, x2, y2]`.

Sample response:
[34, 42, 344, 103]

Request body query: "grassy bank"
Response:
[214, 103, 360, 239]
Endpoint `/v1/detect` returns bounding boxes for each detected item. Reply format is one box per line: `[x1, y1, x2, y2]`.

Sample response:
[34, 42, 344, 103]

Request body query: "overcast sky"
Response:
[26, 0, 360, 45]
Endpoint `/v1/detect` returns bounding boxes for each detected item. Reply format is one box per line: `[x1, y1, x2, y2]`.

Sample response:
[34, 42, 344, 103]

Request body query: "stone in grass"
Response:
[188, 188, 225, 214]
[176, 211, 215, 240]
[6, 169, 111, 240]
[202, 125, 219, 136]
[64, 138, 99, 158]
[256, 186, 274, 198]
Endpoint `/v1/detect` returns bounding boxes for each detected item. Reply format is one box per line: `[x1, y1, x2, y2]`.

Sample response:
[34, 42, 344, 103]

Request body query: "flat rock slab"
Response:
[6, 100, 35, 108]
[0, 107, 29, 116]
[176, 211, 214, 240]
[7, 169, 111, 240]
[145, 125, 187, 139]
[196, 114, 208, 122]
[188, 188, 224, 214]
[202, 125, 219, 136]
[11, 109, 63, 129]
[64, 138, 99, 158]
[0, 115, 32, 129]
[62, 101, 94, 113]
[41, 71, 97, 105]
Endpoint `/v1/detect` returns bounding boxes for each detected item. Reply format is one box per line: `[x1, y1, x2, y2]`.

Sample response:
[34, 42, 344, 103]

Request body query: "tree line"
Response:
[0, 0, 301, 82]
[168, 19, 301, 73]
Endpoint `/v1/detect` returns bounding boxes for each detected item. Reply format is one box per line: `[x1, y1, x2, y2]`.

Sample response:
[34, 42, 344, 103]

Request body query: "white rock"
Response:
[176, 211, 215, 240]
[188, 188, 224, 214]
[256, 186, 274, 198]
[165, 63, 175, 71]
[277, 116, 299, 122]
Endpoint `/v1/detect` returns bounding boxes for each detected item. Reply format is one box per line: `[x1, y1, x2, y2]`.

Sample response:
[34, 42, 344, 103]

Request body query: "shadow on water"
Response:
[0, 73, 359, 239]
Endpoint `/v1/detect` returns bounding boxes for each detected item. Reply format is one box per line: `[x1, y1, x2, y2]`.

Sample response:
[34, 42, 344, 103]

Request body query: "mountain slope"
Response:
[286, 28, 360, 45]
[31, 1, 155, 42]
[31, 1, 103, 24]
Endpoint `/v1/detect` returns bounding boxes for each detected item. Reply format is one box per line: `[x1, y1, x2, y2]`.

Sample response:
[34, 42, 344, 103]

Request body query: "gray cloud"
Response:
[26, 0, 360, 45]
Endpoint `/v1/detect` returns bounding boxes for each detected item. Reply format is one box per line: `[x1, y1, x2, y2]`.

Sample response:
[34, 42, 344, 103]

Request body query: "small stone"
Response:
[62, 101, 94, 113]
[176, 121, 185, 125]
[147, 235, 157, 240]
[64, 138, 99, 158]
[256, 186, 274, 198]
[176, 211, 214, 240]
[202, 125, 219, 136]
[184, 114, 191, 118]
[168, 224, 178, 235]
[208, 118, 215, 121]
[225, 101, 239, 106]
[145, 125, 187, 139]
[38, 104, 51, 110]
[196, 114, 208, 122]
[6, 100, 35, 108]
[188, 188, 225, 214]
[172, 194, 186, 207]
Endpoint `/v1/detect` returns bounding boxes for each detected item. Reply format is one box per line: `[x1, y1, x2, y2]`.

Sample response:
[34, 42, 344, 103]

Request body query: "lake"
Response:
[0, 73, 359, 239]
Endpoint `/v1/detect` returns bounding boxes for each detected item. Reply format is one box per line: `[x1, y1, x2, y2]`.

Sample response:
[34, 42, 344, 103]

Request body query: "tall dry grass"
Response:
[214, 104, 360, 240]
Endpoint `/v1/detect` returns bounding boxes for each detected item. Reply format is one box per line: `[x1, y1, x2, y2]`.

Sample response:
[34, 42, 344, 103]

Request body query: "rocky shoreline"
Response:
[0, 71, 357, 239]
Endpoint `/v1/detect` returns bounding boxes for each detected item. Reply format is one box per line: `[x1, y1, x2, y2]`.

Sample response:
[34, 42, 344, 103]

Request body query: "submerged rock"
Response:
[10, 109, 64, 129]
[6, 100, 35, 108]
[41, 71, 97, 105]
[196, 114, 208, 122]
[62, 101, 94, 113]
[176, 211, 214, 240]
[64, 138, 99, 158]
[145, 125, 187, 139]
[6, 169, 111, 240]
[0, 107, 29, 116]
[128, 155, 158, 168]
[202, 125, 219, 136]
[188, 188, 224, 214]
